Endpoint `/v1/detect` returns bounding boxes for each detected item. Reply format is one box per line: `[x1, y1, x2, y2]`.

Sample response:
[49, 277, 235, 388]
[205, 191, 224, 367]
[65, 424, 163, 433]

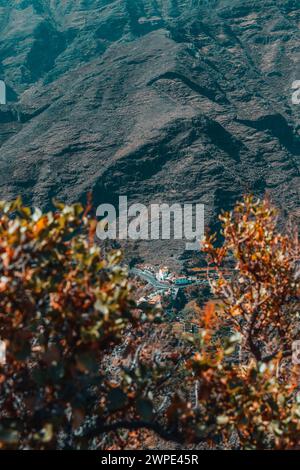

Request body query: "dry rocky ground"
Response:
[0, 0, 299, 263]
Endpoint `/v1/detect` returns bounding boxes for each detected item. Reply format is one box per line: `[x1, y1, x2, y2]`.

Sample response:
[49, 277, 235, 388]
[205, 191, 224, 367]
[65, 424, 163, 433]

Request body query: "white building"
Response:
[0, 80, 6, 105]
[0, 340, 6, 365]
[156, 266, 170, 281]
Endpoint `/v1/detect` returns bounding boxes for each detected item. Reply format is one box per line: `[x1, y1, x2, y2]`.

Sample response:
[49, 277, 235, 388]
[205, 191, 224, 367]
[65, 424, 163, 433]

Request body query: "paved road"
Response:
[131, 268, 208, 290]
[131, 268, 171, 290]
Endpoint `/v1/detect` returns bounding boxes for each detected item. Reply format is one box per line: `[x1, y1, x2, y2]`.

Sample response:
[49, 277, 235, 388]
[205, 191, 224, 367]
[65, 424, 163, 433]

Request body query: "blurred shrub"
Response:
[0, 196, 299, 449]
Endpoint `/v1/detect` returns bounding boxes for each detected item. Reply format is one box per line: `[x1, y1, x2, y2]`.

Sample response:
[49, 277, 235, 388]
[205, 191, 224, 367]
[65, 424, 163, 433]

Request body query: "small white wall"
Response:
[0, 80, 6, 105]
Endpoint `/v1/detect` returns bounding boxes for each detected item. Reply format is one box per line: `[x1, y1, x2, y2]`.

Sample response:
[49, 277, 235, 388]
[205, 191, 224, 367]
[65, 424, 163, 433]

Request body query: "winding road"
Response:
[131, 268, 207, 290]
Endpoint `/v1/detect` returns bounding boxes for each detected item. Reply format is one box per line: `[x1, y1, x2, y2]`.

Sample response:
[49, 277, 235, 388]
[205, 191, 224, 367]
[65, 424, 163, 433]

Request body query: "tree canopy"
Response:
[0, 196, 299, 449]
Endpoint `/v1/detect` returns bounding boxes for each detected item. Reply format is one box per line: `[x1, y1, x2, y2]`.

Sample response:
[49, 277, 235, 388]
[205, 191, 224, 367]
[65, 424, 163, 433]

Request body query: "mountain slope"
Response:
[0, 0, 299, 261]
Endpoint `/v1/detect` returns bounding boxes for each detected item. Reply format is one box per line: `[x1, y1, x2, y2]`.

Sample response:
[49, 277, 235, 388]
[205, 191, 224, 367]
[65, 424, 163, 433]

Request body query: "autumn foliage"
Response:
[0, 196, 299, 449]
[203, 195, 300, 363]
[0, 198, 134, 448]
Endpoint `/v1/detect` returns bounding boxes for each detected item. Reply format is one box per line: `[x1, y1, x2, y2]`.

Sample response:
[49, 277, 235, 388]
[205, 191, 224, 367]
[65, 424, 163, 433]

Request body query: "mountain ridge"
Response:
[0, 0, 299, 262]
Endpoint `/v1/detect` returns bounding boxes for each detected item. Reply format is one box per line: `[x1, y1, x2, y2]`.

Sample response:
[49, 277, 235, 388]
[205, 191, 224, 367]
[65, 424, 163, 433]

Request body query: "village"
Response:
[131, 263, 212, 313]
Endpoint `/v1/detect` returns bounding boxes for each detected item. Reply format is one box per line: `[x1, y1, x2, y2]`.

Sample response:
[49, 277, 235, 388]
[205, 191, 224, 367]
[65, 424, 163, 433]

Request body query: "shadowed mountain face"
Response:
[0, 0, 299, 261]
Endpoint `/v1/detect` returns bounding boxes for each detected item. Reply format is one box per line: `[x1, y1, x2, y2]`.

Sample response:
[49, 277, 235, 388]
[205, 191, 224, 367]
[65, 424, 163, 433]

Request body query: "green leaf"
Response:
[48, 363, 65, 381]
[14, 342, 31, 361]
[0, 427, 20, 444]
[137, 399, 153, 422]
[32, 368, 48, 386]
[107, 388, 128, 411]
[76, 353, 99, 373]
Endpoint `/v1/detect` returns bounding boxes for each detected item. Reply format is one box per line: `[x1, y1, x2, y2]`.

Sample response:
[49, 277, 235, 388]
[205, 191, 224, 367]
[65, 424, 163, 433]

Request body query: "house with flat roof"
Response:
[0, 80, 6, 105]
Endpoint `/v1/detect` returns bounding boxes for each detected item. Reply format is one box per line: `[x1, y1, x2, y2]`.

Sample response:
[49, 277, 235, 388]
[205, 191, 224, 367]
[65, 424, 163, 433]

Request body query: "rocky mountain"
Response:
[0, 0, 299, 263]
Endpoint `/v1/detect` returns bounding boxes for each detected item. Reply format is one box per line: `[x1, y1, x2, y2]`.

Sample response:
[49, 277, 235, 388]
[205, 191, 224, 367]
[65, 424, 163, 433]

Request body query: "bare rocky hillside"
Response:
[0, 0, 299, 262]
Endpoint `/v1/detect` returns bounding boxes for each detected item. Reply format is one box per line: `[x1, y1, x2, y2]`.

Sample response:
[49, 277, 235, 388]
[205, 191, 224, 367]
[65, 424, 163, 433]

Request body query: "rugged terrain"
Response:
[0, 0, 299, 263]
